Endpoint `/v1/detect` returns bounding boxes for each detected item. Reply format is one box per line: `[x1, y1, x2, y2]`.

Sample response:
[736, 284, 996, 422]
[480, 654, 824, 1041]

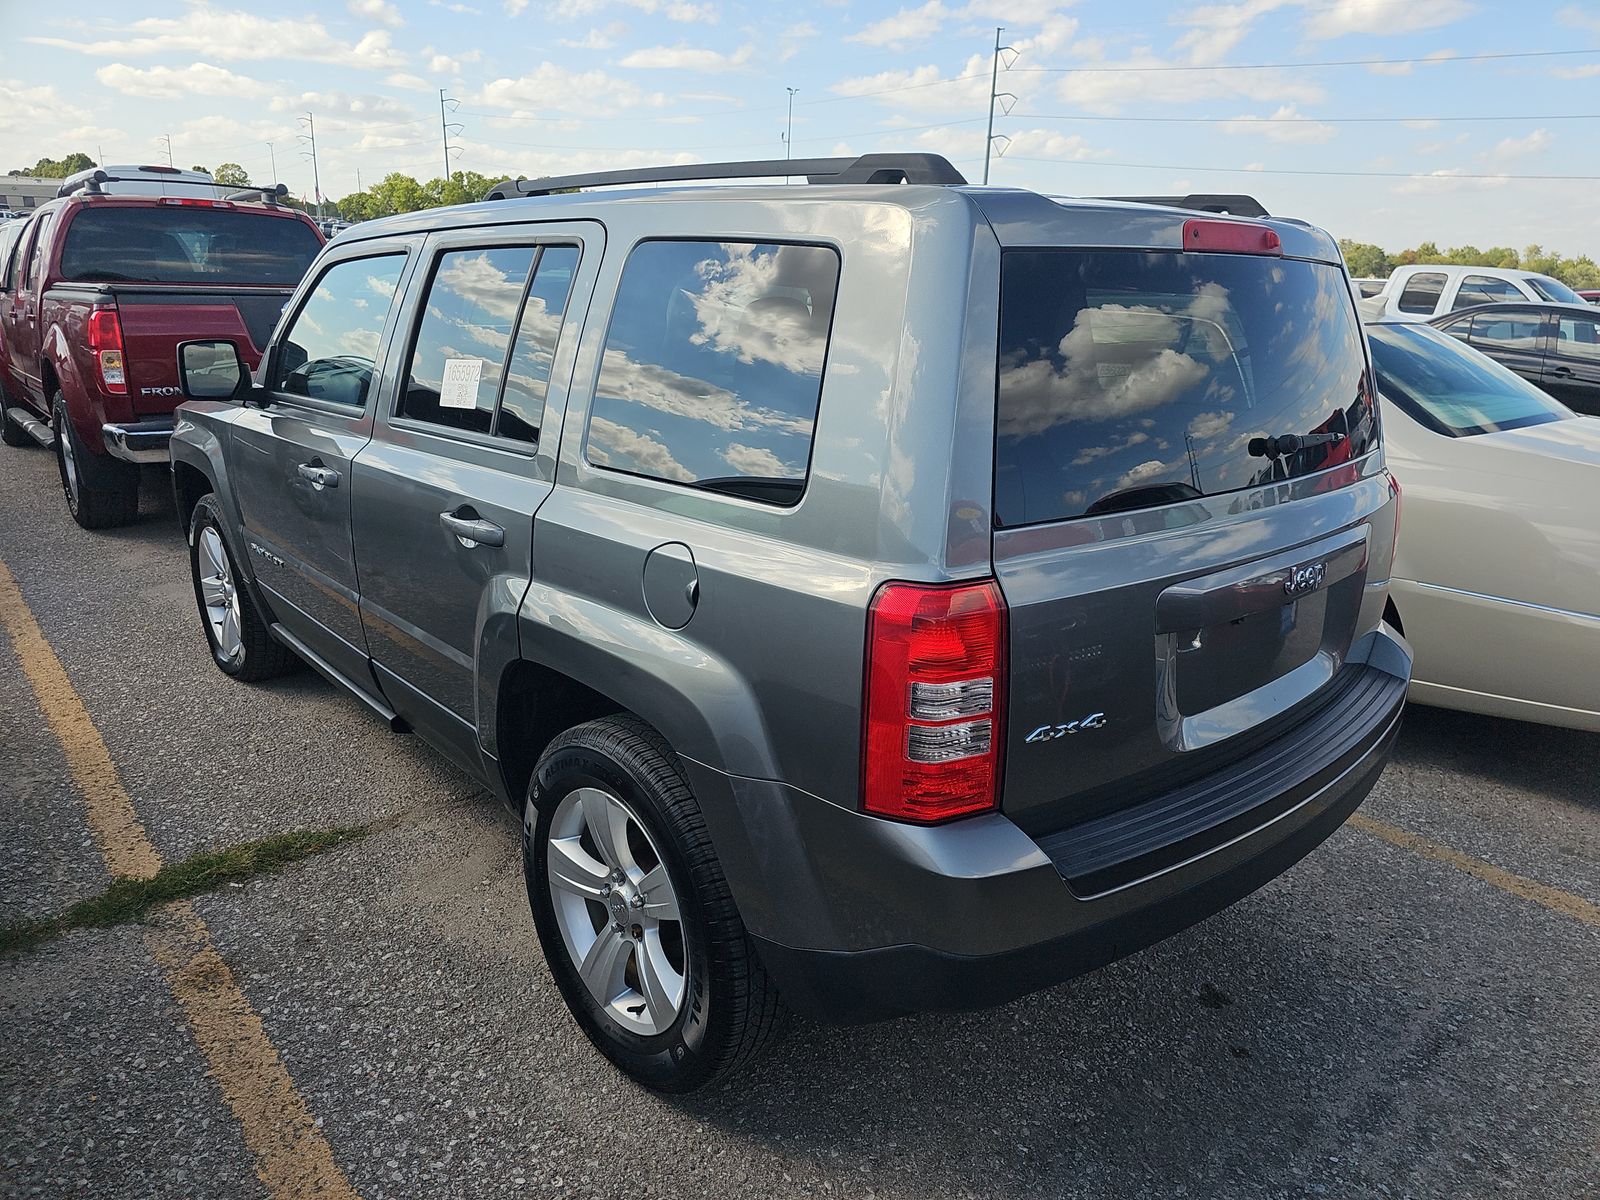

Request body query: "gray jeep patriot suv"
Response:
[168, 154, 1411, 1092]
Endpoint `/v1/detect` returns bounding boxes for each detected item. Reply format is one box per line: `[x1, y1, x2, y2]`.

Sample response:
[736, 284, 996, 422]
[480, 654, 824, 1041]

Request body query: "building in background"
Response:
[0, 176, 64, 213]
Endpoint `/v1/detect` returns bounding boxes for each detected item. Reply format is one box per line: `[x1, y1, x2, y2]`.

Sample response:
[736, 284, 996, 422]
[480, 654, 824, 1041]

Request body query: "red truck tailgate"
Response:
[114, 286, 292, 415]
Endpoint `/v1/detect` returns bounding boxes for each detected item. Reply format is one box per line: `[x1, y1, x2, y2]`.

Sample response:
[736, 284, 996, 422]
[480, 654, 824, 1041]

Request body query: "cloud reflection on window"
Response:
[995, 250, 1371, 527]
[587, 240, 839, 505]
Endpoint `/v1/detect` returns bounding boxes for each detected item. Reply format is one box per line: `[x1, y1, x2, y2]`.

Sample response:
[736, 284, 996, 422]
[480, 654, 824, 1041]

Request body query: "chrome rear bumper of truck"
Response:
[102, 418, 175, 464]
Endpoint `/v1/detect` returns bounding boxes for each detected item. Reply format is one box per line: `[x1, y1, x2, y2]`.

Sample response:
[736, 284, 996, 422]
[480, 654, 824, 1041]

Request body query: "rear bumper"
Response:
[693, 624, 1410, 1024]
[102, 417, 175, 464]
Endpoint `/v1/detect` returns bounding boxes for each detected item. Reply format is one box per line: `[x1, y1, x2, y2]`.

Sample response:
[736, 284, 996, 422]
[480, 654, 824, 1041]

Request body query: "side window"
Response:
[399, 246, 537, 435]
[1555, 315, 1600, 363]
[271, 254, 405, 409]
[23, 213, 54, 288]
[586, 239, 839, 506]
[1396, 272, 1446, 315]
[1441, 316, 1473, 343]
[497, 246, 579, 445]
[1453, 275, 1523, 310]
[1469, 313, 1542, 354]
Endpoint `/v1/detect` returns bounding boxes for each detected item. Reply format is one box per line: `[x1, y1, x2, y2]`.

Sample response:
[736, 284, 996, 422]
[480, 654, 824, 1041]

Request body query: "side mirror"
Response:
[178, 339, 249, 402]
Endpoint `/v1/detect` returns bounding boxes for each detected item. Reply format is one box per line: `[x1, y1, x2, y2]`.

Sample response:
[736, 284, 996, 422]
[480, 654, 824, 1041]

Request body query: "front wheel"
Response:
[187, 494, 294, 682]
[525, 716, 785, 1092]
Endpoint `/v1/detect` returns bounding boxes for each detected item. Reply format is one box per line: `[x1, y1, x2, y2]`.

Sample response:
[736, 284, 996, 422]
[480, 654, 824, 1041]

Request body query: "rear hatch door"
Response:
[989, 227, 1388, 837]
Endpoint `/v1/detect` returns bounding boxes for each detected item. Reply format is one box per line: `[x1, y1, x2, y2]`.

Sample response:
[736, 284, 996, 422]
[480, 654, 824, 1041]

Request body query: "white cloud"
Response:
[504, 0, 529, 13]
[559, 23, 629, 49]
[1057, 58, 1325, 112]
[587, 416, 694, 482]
[96, 62, 270, 100]
[1220, 104, 1335, 144]
[1486, 129, 1554, 162]
[722, 443, 790, 476]
[619, 44, 753, 72]
[1395, 169, 1511, 195]
[552, 0, 718, 19]
[269, 91, 419, 128]
[0, 79, 92, 135]
[473, 65, 669, 114]
[27, 8, 406, 71]
[387, 73, 433, 91]
[1554, 64, 1600, 80]
[849, 2, 950, 50]
[1558, 4, 1600, 34]
[348, 0, 404, 27]
[1174, 0, 1297, 66]
[1303, 0, 1472, 39]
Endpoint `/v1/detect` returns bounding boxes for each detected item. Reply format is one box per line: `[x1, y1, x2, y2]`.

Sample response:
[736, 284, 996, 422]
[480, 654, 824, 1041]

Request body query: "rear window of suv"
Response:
[995, 249, 1375, 526]
[58, 205, 321, 287]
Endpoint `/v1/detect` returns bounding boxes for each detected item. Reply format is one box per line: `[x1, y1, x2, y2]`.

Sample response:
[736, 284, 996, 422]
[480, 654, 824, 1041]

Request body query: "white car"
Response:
[1366, 318, 1600, 731]
[1372, 264, 1586, 321]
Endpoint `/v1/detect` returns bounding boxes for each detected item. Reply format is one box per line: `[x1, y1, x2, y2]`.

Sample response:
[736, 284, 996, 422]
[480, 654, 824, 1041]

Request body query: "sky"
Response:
[1, 0, 1596, 257]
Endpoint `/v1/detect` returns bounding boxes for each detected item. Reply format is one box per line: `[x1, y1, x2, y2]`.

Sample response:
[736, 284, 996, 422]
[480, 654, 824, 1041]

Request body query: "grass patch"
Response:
[0, 826, 366, 957]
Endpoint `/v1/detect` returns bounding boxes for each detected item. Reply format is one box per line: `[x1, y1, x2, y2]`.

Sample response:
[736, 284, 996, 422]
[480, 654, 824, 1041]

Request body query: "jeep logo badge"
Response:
[1284, 562, 1326, 597]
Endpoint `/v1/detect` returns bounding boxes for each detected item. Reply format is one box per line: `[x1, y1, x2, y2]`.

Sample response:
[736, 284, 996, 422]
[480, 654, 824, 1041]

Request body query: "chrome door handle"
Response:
[296, 462, 340, 490]
[440, 511, 505, 547]
[1547, 365, 1574, 377]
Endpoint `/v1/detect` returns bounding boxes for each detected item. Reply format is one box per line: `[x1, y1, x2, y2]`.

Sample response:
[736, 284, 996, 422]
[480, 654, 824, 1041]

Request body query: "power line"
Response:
[1013, 47, 1600, 73]
[1005, 155, 1600, 181]
[1014, 111, 1600, 126]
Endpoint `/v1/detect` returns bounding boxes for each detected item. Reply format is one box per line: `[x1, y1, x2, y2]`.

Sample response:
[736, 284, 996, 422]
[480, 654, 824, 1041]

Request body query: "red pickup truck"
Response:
[0, 172, 323, 527]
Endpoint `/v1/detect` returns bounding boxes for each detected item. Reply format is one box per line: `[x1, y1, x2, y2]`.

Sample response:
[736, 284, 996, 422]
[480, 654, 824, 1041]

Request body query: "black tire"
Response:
[187, 494, 295, 682]
[52, 394, 139, 529]
[525, 715, 785, 1092]
[0, 390, 30, 447]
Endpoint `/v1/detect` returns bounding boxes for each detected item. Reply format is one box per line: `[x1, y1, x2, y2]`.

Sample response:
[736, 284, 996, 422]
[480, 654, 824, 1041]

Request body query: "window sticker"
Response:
[439, 357, 484, 410]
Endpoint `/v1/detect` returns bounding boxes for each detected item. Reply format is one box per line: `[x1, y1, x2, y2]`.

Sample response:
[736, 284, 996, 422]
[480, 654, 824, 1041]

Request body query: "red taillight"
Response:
[87, 308, 126, 395]
[158, 197, 234, 208]
[862, 580, 1007, 824]
[1182, 218, 1281, 256]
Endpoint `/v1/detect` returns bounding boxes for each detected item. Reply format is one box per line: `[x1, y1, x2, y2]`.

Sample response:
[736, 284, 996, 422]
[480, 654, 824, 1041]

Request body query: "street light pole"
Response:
[785, 87, 798, 160]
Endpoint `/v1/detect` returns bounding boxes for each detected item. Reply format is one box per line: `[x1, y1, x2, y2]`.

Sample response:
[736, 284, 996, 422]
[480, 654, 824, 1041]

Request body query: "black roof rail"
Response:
[1097, 193, 1270, 218]
[224, 183, 288, 207]
[58, 170, 110, 197]
[484, 153, 968, 200]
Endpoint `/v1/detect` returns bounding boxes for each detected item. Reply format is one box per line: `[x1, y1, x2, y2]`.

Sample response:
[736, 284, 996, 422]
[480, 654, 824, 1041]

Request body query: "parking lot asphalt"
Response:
[1, 444, 1597, 1200]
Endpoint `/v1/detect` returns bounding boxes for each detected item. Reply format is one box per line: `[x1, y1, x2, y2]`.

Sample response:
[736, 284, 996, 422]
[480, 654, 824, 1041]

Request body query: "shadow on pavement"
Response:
[1389, 704, 1600, 812]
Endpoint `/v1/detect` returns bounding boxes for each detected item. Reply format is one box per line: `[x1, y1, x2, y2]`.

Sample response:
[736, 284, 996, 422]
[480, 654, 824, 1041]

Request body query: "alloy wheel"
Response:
[197, 526, 244, 664]
[546, 786, 686, 1037]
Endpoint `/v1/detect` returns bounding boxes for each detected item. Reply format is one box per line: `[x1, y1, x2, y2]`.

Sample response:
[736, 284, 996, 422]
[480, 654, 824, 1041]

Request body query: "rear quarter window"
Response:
[995, 249, 1374, 526]
[585, 239, 839, 506]
[1396, 272, 1446, 315]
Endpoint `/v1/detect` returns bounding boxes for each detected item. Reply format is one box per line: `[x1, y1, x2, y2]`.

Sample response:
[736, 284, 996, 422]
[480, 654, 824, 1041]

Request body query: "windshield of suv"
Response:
[1526, 275, 1583, 304]
[1366, 321, 1569, 437]
[58, 206, 321, 287]
[995, 249, 1375, 526]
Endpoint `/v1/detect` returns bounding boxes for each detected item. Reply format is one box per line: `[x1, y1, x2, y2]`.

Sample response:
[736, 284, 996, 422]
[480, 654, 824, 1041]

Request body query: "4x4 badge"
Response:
[1025, 713, 1107, 743]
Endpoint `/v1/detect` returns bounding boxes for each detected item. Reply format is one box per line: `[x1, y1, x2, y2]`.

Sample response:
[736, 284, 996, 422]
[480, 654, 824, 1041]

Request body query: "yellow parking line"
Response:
[1349, 811, 1600, 929]
[0, 559, 362, 1200]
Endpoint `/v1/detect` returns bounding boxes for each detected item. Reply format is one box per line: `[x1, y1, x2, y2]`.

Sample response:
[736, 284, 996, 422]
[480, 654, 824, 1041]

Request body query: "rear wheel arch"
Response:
[494, 659, 626, 812]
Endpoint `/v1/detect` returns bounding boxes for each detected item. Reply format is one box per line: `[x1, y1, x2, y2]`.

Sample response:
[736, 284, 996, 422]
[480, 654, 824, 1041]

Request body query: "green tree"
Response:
[368, 171, 430, 214]
[1338, 239, 1390, 278]
[191, 164, 210, 174]
[13, 152, 96, 178]
[212, 163, 251, 187]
